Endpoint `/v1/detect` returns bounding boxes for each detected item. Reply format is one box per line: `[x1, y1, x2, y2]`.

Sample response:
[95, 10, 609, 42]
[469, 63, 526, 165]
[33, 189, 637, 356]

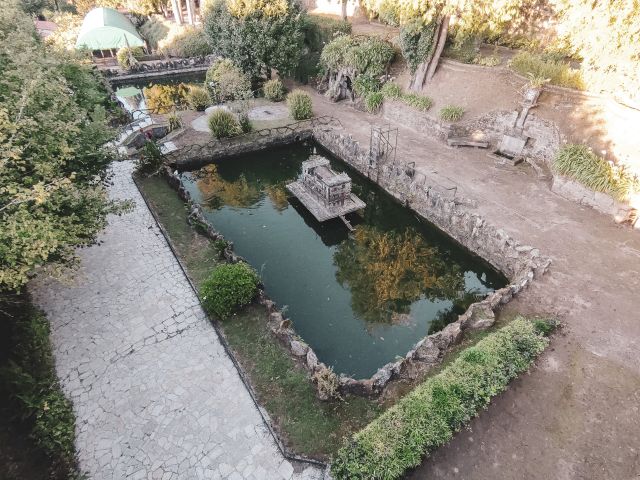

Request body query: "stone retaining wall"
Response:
[160, 125, 551, 398]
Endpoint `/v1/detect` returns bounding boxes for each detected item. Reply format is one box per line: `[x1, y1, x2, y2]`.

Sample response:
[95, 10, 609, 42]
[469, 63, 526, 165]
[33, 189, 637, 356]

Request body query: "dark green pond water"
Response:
[181, 143, 507, 378]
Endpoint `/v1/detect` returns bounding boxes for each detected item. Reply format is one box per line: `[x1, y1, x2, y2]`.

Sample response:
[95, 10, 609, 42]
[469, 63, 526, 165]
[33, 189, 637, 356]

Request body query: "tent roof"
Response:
[75, 7, 144, 50]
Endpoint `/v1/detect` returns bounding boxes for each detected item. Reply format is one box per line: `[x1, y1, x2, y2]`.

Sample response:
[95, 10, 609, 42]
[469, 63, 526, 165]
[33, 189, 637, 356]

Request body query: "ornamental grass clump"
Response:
[364, 91, 384, 113]
[554, 144, 640, 202]
[331, 318, 550, 480]
[439, 105, 465, 122]
[186, 86, 210, 111]
[381, 81, 402, 99]
[263, 78, 286, 101]
[116, 46, 144, 69]
[401, 92, 433, 111]
[201, 263, 259, 319]
[208, 109, 241, 138]
[510, 51, 584, 90]
[287, 89, 313, 120]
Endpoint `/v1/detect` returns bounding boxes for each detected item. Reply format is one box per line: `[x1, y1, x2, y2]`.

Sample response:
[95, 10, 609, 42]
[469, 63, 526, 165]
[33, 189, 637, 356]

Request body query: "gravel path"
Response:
[31, 161, 323, 480]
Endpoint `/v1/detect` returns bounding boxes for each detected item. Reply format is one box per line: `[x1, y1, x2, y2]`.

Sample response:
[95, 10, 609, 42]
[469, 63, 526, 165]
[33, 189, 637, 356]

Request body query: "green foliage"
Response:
[380, 82, 402, 99]
[353, 74, 381, 97]
[510, 51, 584, 90]
[439, 105, 465, 122]
[167, 112, 182, 131]
[205, 59, 253, 103]
[204, 0, 306, 80]
[161, 27, 213, 57]
[139, 16, 170, 51]
[532, 318, 557, 336]
[200, 262, 259, 319]
[321, 34, 395, 77]
[116, 46, 145, 70]
[444, 34, 478, 64]
[401, 92, 433, 111]
[286, 89, 313, 120]
[263, 78, 286, 101]
[237, 111, 253, 133]
[208, 109, 241, 138]
[553, 144, 640, 202]
[364, 91, 384, 113]
[399, 18, 438, 73]
[0, 301, 77, 473]
[0, 0, 120, 292]
[135, 140, 165, 176]
[213, 238, 230, 256]
[143, 83, 190, 113]
[331, 318, 549, 479]
[186, 85, 211, 111]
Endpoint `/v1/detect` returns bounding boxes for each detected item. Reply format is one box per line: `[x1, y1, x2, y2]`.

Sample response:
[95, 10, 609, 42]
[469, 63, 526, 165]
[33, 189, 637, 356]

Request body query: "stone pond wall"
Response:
[157, 124, 551, 398]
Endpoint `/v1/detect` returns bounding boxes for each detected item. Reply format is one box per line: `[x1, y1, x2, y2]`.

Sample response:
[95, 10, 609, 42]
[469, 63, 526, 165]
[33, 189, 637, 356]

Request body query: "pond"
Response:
[181, 142, 507, 378]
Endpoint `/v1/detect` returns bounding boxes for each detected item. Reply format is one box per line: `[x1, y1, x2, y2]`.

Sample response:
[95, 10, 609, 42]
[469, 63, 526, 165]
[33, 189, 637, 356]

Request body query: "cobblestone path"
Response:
[32, 161, 323, 480]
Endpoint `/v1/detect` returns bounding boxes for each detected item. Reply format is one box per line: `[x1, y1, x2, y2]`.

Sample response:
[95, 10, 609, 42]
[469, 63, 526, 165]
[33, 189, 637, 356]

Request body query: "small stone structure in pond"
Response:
[286, 155, 365, 222]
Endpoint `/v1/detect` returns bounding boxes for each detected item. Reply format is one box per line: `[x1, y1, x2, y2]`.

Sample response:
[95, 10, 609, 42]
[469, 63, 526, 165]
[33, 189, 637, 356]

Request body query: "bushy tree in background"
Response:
[203, 0, 306, 80]
[0, 0, 122, 292]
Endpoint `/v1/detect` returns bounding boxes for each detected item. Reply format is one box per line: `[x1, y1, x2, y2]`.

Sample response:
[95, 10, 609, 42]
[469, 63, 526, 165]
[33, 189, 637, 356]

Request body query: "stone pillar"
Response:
[185, 0, 196, 25]
[171, 0, 183, 24]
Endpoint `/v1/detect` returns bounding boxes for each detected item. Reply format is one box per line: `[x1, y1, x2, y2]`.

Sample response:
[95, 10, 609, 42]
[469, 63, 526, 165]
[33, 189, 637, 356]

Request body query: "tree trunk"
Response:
[341, 0, 347, 20]
[408, 15, 450, 92]
[425, 15, 449, 83]
[185, 0, 195, 25]
[171, 0, 183, 24]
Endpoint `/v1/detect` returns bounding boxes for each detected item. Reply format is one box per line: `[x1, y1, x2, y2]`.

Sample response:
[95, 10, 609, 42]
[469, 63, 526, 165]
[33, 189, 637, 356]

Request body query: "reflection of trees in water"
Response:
[143, 83, 189, 113]
[427, 291, 484, 335]
[194, 164, 261, 208]
[265, 183, 289, 212]
[334, 226, 464, 323]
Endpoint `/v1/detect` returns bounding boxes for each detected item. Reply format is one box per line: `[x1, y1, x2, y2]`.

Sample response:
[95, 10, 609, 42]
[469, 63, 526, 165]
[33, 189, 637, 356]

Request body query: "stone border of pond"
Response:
[160, 123, 551, 398]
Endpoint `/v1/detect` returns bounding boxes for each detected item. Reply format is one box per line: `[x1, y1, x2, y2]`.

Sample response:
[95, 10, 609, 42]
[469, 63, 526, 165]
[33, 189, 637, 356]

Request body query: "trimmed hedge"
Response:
[331, 318, 549, 479]
[201, 263, 259, 319]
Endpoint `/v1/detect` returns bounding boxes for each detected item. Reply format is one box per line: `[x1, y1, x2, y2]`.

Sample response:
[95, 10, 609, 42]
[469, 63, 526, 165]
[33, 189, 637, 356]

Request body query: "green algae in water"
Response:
[181, 142, 507, 378]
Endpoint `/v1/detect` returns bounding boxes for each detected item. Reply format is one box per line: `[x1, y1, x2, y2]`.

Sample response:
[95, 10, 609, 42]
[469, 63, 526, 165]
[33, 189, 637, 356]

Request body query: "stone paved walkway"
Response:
[31, 161, 323, 480]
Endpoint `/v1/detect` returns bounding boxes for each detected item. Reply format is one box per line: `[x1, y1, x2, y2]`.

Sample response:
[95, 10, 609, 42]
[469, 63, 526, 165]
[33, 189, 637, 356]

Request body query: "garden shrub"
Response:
[303, 15, 352, 53]
[135, 140, 165, 176]
[510, 51, 584, 90]
[143, 83, 190, 113]
[401, 92, 433, 111]
[205, 59, 252, 103]
[287, 89, 313, 120]
[200, 262, 259, 319]
[204, 0, 306, 80]
[167, 112, 182, 131]
[353, 74, 381, 97]
[380, 82, 402, 99]
[186, 85, 211, 111]
[208, 109, 241, 138]
[312, 365, 342, 401]
[138, 15, 169, 51]
[439, 105, 465, 122]
[116, 46, 144, 69]
[364, 91, 384, 113]
[263, 78, 286, 102]
[320, 34, 395, 78]
[0, 306, 77, 474]
[331, 318, 549, 480]
[553, 144, 640, 202]
[161, 27, 213, 57]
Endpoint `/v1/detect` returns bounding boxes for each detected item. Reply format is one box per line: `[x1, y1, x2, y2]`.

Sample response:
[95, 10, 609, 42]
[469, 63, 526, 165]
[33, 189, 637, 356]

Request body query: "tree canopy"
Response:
[203, 0, 306, 80]
[0, 0, 121, 292]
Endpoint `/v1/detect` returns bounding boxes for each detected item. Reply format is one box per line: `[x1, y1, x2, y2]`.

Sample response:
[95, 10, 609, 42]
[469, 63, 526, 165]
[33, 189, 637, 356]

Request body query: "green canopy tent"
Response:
[75, 7, 145, 51]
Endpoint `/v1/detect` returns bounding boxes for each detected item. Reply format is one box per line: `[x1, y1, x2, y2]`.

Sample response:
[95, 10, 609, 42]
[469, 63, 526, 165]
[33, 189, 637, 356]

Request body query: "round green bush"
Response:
[187, 86, 211, 111]
[205, 59, 252, 103]
[287, 89, 313, 120]
[263, 78, 286, 102]
[208, 109, 241, 138]
[201, 263, 260, 319]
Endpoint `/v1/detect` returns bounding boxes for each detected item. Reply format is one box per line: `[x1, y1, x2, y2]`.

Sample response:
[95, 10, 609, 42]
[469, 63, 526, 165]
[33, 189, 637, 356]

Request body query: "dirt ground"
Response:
[302, 67, 640, 477]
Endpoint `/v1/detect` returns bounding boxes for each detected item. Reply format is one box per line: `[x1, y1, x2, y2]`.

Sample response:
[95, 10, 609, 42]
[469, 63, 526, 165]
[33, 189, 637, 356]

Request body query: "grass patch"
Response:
[136, 175, 381, 458]
[439, 105, 465, 122]
[554, 144, 640, 202]
[0, 295, 79, 479]
[331, 317, 550, 479]
[510, 51, 584, 90]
